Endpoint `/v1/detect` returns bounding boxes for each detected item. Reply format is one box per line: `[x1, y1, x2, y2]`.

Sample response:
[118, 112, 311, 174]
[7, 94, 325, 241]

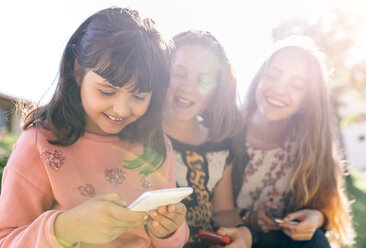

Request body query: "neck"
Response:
[247, 110, 292, 149]
[163, 115, 206, 145]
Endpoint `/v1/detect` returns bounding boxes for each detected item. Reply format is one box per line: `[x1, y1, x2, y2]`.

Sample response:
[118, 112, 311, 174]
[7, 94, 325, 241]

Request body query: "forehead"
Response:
[269, 48, 308, 78]
[172, 44, 220, 75]
[84, 70, 138, 89]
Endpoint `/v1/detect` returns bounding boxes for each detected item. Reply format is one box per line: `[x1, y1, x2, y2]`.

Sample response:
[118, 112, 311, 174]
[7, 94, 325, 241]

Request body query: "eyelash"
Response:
[290, 82, 304, 90]
[173, 72, 186, 78]
[99, 90, 115, 96]
[264, 73, 279, 79]
[133, 95, 146, 101]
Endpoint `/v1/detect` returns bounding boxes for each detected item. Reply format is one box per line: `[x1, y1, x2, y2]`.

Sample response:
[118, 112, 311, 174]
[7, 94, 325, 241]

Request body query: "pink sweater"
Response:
[0, 127, 189, 248]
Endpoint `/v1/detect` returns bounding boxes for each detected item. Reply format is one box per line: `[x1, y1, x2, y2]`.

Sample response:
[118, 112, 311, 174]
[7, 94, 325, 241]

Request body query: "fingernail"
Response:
[144, 215, 149, 221]
[121, 200, 128, 207]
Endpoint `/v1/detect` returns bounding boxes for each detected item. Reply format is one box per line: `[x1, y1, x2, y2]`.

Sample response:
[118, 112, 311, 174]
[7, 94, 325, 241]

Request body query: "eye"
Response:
[133, 94, 146, 101]
[290, 80, 305, 90]
[172, 70, 187, 78]
[99, 90, 115, 96]
[264, 72, 279, 80]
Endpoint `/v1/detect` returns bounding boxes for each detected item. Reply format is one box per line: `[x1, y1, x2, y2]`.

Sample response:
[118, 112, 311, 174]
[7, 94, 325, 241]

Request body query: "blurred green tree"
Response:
[272, 9, 366, 128]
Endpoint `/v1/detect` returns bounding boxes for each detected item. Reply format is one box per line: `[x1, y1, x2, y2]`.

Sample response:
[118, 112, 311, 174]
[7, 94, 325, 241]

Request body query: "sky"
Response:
[0, 0, 365, 104]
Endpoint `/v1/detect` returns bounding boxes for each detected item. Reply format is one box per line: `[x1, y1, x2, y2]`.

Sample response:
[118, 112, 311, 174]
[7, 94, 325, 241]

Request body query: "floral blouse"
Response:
[236, 139, 295, 217]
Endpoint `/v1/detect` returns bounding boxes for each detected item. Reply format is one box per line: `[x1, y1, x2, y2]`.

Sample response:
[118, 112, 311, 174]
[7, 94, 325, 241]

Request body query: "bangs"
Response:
[92, 48, 153, 93]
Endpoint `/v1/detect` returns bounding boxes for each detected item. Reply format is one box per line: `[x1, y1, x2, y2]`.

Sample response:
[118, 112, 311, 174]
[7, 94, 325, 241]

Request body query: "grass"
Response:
[344, 169, 366, 248]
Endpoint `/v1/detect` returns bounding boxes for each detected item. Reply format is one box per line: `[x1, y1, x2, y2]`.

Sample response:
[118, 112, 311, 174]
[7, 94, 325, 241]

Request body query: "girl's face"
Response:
[166, 44, 219, 121]
[255, 48, 308, 122]
[80, 70, 152, 136]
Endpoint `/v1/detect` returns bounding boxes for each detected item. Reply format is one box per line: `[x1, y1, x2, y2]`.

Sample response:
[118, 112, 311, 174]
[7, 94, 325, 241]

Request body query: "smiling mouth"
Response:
[104, 113, 127, 122]
[174, 96, 194, 107]
[266, 96, 287, 108]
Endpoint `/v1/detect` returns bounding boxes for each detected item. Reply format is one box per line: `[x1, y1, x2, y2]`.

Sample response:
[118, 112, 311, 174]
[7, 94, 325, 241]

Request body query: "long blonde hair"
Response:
[239, 37, 355, 244]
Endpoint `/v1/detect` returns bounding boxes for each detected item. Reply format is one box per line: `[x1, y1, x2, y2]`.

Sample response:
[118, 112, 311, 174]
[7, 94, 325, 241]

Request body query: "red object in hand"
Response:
[198, 229, 232, 245]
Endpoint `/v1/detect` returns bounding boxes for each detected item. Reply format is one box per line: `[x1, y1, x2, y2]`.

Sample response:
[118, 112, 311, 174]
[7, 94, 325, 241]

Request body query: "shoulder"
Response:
[14, 127, 54, 151]
[5, 127, 55, 189]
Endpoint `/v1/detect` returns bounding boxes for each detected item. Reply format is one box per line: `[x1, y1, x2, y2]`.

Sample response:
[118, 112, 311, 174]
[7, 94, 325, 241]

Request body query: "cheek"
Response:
[132, 98, 152, 117]
[255, 82, 266, 104]
[198, 91, 215, 110]
[166, 87, 176, 103]
[291, 91, 306, 111]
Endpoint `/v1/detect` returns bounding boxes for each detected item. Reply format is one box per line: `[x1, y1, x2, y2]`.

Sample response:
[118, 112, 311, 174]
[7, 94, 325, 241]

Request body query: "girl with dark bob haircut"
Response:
[0, 7, 189, 248]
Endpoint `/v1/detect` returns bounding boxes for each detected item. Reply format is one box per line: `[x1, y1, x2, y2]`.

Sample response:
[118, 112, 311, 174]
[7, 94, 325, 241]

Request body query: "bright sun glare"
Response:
[0, 0, 365, 105]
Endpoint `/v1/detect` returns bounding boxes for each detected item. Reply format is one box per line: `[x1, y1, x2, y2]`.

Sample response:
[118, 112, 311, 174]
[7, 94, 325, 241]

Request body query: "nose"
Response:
[272, 77, 288, 94]
[179, 75, 198, 93]
[112, 94, 131, 116]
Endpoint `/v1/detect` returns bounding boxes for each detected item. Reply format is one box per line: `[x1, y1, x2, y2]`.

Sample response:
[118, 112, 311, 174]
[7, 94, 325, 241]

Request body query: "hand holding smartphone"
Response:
[266, 209, 298, 224]
[198, 229, 232, 246]
[127, 187, 193, 212]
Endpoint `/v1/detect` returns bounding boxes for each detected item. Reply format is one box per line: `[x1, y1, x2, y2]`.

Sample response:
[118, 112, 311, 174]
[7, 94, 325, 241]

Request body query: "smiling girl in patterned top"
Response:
[163, 30, 252, 248]
[232, 36, 355, 247]
[0, 7, 189, 248]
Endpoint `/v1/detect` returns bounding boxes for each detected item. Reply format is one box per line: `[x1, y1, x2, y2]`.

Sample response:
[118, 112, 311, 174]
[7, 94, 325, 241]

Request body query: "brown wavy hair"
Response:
[170, 30, 243, 142]
[234, 36, 354, 244]
[23, 7, 170, 159]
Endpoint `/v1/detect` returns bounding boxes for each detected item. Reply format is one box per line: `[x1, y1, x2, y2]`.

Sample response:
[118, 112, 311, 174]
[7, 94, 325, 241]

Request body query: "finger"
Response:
[283, 211, 305, 222]
[279, 221, 303, 231]
[110, 206, 148, 223]
[262, 214, 277, 226]
[225, 240, 246, 248]
[148, 219, 172, 238]
[95, 192, 128, 207]
[216, 227, 237, 237]
[264, 200, 278, 209]
[167, 204, 175, 212]
[150, 212, 177, 232]
[169, 203, 186, 215]
[157, 205, 167, 214]
[280, 223, 301, 234]
[216, 228, 228, 236]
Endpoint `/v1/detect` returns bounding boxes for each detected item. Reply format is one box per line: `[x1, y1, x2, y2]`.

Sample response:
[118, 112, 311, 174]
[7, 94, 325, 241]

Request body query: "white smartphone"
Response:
[274, 218, 299, 225]
[128, 187, 193, 212]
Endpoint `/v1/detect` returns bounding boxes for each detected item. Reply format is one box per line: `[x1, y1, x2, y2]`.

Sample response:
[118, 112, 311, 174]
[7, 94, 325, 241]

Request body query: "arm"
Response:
[212, 164, 243, 226]
[0, 134, 65, 248]
[148, 136, 189, 248]
[212, 164, 252, 248]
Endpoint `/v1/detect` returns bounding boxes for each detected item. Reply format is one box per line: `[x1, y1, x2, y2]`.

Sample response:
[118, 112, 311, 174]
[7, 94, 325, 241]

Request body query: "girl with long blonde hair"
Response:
[232, 36, 355, 247]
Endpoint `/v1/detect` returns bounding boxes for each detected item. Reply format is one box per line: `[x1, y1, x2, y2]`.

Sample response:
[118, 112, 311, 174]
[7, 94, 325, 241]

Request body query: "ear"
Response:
[74, 59, 81, 86]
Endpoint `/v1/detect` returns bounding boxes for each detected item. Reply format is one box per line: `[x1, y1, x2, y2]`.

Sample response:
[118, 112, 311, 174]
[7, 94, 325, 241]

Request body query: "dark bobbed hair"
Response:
[170, 30, 243, 142]
[24, 7, 170, 158]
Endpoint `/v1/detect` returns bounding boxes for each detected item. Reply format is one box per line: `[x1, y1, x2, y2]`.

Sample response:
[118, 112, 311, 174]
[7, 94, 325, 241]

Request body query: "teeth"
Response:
[267, 97, 286, 107]
[106, 115, 125, 121]
[176, 96, 193, 105]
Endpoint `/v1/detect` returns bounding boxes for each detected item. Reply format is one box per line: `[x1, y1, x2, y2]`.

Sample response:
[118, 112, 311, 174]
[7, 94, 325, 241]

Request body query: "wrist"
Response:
[236, 223, 257, 245]
[54, 212, 78, 247]
[237, 225, 253, 246]
[315, 209, 325, 229]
